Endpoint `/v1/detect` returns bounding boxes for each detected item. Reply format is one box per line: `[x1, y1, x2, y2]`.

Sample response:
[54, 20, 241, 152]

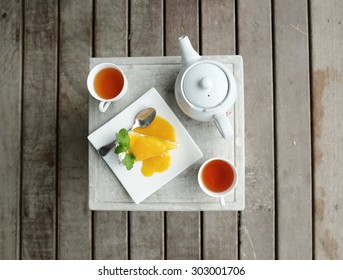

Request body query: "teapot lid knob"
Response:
[199, 77, 212, 89]
[183, 62, 229, 108]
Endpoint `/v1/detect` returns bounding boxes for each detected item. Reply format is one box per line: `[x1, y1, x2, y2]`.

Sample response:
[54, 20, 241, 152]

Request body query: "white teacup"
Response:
[198, 158, 238, 206]
[87, 63, 128, 112]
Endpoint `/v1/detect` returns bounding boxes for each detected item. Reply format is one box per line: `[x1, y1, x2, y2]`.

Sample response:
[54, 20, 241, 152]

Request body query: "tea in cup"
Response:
[87, 63, 128, 112]
[198, 158, 238, 206]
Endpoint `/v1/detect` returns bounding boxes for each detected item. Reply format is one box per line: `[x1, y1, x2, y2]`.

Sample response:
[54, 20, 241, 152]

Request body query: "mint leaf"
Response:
[114, 145, 125, 154]
[123, 153, 135, 170]
[117, 128, 130, 148]
[114, 128, 136, 170]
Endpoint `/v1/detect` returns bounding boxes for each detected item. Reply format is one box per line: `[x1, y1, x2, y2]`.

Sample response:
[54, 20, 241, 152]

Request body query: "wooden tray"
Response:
[88, 56, 244, 211]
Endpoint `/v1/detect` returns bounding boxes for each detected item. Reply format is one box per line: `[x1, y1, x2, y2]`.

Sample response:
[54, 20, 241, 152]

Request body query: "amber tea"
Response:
[94, 68, 124, 100]
[201, 159, 235, 192]
[87, 63, 128, 112]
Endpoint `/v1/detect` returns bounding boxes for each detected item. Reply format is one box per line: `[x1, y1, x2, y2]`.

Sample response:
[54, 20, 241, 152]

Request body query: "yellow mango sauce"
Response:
[132, 115, 176, 176]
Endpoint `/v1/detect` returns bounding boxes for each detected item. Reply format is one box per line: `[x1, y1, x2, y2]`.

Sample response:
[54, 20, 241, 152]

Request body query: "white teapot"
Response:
[175, 35, 237, 139]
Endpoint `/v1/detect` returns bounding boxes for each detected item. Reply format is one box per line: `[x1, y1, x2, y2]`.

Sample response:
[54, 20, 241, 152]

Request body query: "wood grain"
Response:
[130, 0, 163, 57]
[92, 0, 129, 260]
[58, 0, 92, 259]
[0, 0, 22, 260]
[311, 0, 343, 259]
[201, 0, 235, 55]
[237, 0, 275, 259]
[130, 212, 164, 259]
[6, 0, 343, 261]
[129, 0, 164, 260]
[165, 0, 201, 260]
[166, 212, 201, 259]
[21, 0, 58, 259]
[165, 0, 199, 55]
[93, 211, 128, 259]
[201, 0, 238, 260]
[274, 0, 312, 259]
[94, 0, 128, 57]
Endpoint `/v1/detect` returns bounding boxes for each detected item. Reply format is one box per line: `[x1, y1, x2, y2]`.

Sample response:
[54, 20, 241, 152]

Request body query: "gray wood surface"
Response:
[274, 0, 312, 259]
[92, 0, 129, 260]
[238, 0, 275, 259]
[21, 0, 58, 259]
[201, 0, 235, 55]
[129, 0, 164, 260]
[0, 0, 22, 260]
[3, 0, 343, 261]
[93, 211, 128, 259]
[166, 212, 201, 259]
[165, 0, 199, 55]
[94, 0, 128, 56]
[130, 0, 163, 56]
[130, 212, 164, 259]
[311, 0, 343, 259]
[165, 0, 200, 260]
[58, 0, 92, 259]
[201, 0, 238, 260]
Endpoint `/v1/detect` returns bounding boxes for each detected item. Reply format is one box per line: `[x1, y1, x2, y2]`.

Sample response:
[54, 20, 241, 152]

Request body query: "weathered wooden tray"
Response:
[88, 56, 244, 210]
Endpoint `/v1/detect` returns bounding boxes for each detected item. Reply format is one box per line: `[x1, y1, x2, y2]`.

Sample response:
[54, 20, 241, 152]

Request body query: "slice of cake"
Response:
[129, 133, 177, 161]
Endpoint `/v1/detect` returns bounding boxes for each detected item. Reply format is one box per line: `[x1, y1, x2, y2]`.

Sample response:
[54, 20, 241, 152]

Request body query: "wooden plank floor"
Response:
[0, 0, 342, 260]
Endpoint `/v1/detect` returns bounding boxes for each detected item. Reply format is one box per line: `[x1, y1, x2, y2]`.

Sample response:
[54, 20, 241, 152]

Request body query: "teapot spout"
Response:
[179, 35, 200, 66]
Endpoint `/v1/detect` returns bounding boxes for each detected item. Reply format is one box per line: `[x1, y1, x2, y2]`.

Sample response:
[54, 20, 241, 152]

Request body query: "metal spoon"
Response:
[97, 107, 156, 157]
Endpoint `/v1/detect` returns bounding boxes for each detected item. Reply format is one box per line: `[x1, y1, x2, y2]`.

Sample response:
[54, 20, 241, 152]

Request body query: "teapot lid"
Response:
[183, 62, 229, 108]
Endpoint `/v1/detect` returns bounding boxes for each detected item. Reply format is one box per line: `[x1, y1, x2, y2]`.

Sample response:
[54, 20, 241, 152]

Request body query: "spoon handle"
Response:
[98, 139, 117, 157]
[97, 118, 143, 157]
[97, 124, 135, 157]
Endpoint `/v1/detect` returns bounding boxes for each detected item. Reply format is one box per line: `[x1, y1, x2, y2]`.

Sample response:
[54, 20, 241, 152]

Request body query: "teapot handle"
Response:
[214, 113, 233, 139]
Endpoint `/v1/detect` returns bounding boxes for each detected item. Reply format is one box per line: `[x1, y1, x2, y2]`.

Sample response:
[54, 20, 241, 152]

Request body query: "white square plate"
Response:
[88, 88, 203, 204]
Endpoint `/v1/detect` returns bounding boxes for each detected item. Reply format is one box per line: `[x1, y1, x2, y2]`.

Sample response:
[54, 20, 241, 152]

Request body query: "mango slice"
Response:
[133, 116, 176, 142]
[129, 133, 177, 161]
[141, 152, 172, 177]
